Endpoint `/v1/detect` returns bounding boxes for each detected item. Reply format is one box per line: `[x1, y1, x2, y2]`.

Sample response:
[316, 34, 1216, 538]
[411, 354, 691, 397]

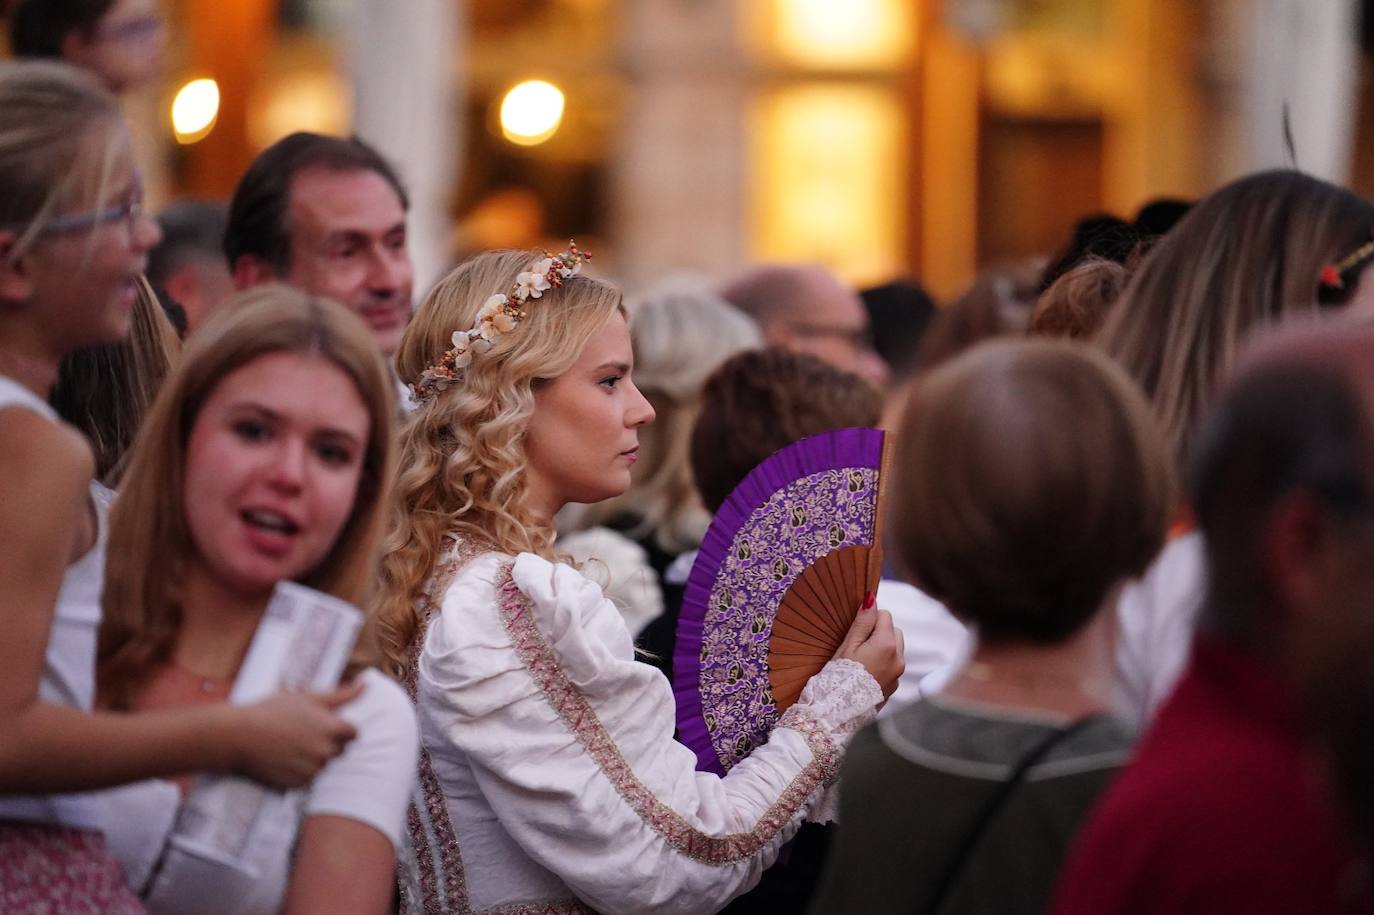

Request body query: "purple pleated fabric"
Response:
[673, 427, 885, 774]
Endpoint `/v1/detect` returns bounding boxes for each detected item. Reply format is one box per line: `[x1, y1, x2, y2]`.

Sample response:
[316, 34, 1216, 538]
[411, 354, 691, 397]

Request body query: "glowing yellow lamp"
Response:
[500, 80, 565, 146]
[768, 0, 913, 68]
[171, 78, 220, 145]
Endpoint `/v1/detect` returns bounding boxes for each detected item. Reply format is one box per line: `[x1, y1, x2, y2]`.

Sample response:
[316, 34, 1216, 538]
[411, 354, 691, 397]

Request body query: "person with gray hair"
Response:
[146, 200, 233, 335]
[719, 263, 888, 387]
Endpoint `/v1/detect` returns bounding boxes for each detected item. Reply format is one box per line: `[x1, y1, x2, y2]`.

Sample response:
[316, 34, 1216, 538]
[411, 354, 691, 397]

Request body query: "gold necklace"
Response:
[170, 658, 231, 695]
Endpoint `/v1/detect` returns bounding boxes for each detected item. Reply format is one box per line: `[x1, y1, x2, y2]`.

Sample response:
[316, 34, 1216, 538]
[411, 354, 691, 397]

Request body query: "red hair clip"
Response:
[1319, 228, 1374, 292]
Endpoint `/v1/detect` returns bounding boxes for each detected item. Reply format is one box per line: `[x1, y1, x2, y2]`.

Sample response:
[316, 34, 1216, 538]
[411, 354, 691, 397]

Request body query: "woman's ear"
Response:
[0, 230, 36, 303]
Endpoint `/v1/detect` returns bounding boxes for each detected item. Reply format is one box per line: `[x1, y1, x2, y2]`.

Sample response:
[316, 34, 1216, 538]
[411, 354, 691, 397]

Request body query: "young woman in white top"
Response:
[376, 248, 905, 915]
[98, 285, 419, 914]
[0, 61, 357, 910]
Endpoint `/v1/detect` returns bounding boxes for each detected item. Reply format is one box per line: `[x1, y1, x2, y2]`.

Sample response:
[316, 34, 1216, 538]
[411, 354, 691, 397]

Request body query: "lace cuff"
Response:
[786, 658, 883, 741]
[777, 659, 883, 823]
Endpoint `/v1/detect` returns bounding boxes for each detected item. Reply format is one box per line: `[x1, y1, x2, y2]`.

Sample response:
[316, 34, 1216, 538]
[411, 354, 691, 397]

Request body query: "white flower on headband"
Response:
[479, 293, 508, 317]
[477, 295, 518, 336]
[448, 333, 473, 368]
[410, 242, 591, 405]
[516, 269, 552, 299]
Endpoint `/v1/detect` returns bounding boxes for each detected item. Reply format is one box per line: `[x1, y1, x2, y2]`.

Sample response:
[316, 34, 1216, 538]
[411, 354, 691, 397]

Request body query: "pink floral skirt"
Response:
[0, 820, 145, 914]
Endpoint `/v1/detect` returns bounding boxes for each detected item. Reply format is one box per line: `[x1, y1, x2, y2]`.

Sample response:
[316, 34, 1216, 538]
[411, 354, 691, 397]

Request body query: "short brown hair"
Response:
[9, 0, 114, 57]
[891, 339, 1172, 643]
[690, 347, 882, 513]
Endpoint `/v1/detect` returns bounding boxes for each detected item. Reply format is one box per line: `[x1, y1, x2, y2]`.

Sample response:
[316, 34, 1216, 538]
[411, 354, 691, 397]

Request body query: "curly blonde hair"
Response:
[376, 249, 625, 675]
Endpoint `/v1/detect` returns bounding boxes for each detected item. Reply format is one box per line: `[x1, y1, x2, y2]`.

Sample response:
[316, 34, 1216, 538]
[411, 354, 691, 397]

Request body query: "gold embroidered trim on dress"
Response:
[399, 542, 592, 915]
[492, 565, 840, 866]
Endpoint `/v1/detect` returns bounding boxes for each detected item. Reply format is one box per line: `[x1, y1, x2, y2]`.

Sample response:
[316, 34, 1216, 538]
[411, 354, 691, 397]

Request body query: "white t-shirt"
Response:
[0, 379, 108, 831]
[104, 669, 419, 915]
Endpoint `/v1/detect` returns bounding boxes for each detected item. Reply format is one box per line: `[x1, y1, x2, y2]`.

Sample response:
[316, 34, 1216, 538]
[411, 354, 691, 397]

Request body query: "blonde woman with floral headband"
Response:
[376, 246, 904, 915]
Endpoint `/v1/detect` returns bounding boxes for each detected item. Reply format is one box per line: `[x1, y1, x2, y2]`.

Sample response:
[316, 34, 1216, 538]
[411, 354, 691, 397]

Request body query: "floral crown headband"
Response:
[1319, 229, 1374, 292]
[412, 242, 591, 404]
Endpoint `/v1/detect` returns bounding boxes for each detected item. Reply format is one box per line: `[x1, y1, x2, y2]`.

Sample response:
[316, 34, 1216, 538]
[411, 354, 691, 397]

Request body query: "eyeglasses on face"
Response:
[788, 320, 875, 351]
[94, 16, 165, 45]
[41, 194, 146, 236]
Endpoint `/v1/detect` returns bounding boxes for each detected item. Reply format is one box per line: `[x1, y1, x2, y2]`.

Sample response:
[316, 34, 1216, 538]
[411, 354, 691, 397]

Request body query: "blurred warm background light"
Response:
[248, 67, 351, 151]
[750, 85, 906, 285]
[500, 79, 566, 146]
[170, 77, 219, 144]
[758, 0, 915, 68]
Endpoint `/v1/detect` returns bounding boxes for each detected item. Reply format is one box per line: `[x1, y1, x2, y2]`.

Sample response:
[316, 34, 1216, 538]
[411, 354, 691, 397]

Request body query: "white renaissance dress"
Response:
[399, 542, 885, 915]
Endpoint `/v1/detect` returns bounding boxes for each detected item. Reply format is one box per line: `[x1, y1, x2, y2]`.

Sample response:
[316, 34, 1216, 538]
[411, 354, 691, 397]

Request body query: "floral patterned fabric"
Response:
[0, 822, 145, 915]
[698, 468, 878, 771]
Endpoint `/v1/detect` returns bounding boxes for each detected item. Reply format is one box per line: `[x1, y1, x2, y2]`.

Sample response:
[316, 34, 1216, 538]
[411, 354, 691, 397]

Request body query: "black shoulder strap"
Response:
[920, 715, 1103, 915]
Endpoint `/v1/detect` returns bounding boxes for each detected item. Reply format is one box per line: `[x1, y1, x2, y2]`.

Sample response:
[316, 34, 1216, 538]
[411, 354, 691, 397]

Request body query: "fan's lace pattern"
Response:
[697, 468, 878, 770]
[492, 566, 842, 865]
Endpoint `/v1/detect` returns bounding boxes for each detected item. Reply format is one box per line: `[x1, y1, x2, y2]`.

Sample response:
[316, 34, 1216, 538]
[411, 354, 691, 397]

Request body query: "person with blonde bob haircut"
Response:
[0, 61, 357, 909]
[813, 339, 1172, 915]
[1101, 170, 1374, 727]
[377, 247, 902, 915]
[98, 284, 418, 913]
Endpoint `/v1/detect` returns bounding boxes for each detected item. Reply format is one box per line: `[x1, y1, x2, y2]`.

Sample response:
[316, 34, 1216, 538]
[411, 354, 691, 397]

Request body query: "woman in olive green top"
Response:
[812, 339, 1173, 915]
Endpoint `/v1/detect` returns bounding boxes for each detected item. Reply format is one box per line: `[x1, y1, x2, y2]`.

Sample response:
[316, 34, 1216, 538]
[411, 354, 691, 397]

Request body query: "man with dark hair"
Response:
[225, 131, 413, 356]
[1053, 322, 1374, 915]
[147, 200, 232, 335]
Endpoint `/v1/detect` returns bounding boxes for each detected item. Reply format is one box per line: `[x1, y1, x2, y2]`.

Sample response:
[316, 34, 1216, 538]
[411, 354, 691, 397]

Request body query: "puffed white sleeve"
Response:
[417, 552, 883, 915]
[304, 668, 419, 849]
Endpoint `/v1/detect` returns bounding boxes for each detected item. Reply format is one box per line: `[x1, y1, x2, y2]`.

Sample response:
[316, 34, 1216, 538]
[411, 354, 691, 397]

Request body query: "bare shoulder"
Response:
[0, 406, 93, 487]
[0, 407, 92, 540]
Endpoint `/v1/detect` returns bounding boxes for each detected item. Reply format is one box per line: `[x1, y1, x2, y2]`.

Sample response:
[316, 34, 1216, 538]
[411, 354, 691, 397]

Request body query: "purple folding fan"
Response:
[673, 427, 890, 775]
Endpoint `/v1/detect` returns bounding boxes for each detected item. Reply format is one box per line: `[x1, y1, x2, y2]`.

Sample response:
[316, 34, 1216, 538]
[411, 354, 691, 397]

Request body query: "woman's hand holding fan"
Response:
[831, 602, 904, 700]
[673, 427, 900, 774]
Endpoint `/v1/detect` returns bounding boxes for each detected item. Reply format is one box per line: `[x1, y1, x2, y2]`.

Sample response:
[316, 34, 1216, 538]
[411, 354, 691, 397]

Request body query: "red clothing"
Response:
[1052, 637, 1374, 915]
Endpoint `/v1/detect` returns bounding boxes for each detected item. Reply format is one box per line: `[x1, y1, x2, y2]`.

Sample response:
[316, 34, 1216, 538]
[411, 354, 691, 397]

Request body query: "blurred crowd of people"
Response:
[3, 2, 1374, 914]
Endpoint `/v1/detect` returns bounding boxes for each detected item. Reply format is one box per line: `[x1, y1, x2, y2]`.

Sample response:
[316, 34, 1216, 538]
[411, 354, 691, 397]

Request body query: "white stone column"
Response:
[611, 0, 748, 292]
[1210, 0, 1358, 183]
[345, 0, 463, 296]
